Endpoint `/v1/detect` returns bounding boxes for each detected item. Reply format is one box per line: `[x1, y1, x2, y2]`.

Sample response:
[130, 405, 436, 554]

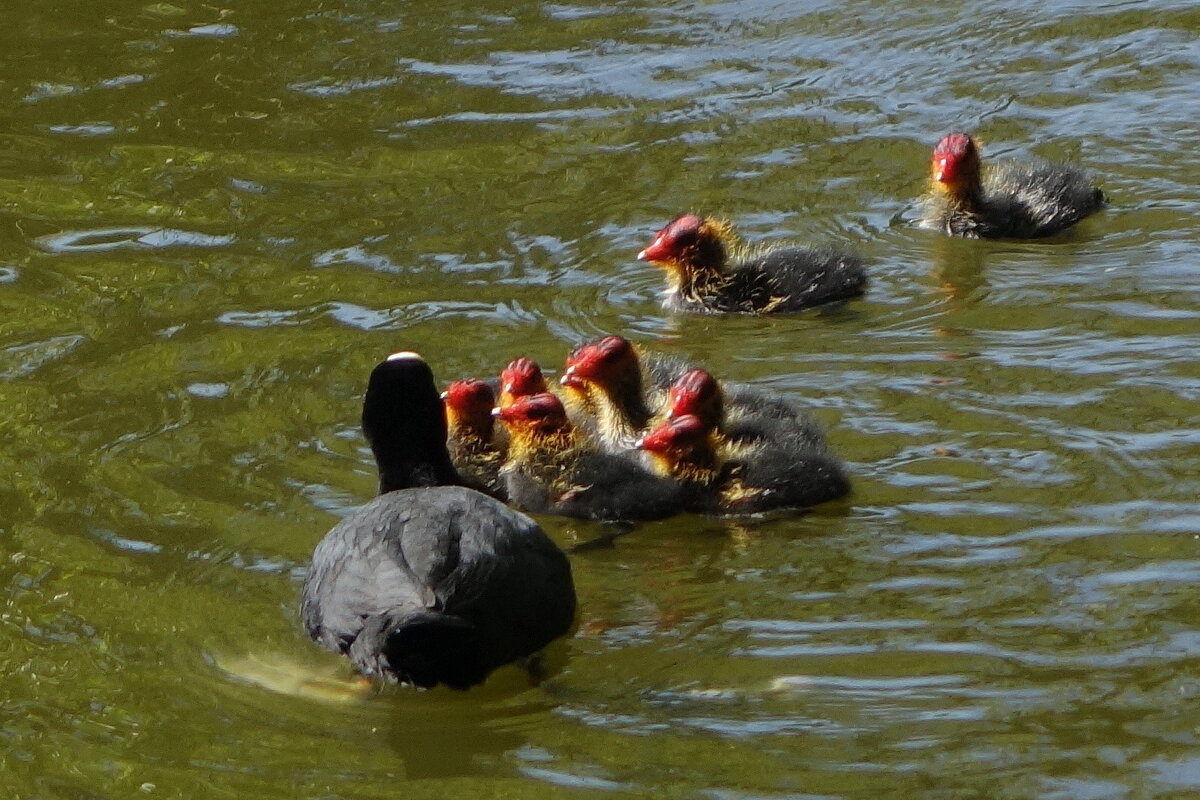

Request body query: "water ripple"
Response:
[35, 227, 236, 253]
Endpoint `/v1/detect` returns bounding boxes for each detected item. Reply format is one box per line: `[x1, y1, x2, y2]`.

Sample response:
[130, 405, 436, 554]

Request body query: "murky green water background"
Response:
[2, 0, 1199, 797]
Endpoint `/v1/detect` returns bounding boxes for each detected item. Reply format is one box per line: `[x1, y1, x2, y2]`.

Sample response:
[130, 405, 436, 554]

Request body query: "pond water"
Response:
[2, 0, 1199, 797]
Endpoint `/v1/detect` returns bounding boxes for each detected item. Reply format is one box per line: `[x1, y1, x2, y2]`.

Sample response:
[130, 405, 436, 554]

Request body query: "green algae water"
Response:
[2, 0, 1200, 797]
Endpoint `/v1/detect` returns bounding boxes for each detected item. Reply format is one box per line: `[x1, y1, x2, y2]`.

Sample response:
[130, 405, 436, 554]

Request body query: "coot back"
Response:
[299, 353, 576, 689]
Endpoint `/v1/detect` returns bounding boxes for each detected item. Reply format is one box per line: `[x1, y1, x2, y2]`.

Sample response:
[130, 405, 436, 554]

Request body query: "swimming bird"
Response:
[558, 335, 663, 452]
[918, 132, 1105, 238]
[300, 353, 576, 690]
[442, 377, 506, 500]
[496, 392, 688, 521]
[637, 413, 850, 515]
[637, 214, 866, 314]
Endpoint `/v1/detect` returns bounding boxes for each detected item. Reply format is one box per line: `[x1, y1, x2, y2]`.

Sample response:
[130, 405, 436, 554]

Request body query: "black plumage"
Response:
[497, 392, 688, 521]
[638, 214, 866, 314]
[300, 353, 576, 690]
[559, 335, 832, 457]
[919, 132, 1105, 239]
[667, 367, 830, 453]
[638, 414, 851, 516]
[723, 443, 851, 513]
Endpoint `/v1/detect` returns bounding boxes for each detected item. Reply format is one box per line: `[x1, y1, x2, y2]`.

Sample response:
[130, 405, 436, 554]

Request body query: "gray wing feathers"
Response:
[301, 486, 574, 681]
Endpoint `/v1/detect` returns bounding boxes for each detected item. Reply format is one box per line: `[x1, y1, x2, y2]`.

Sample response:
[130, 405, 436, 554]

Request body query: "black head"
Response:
[362, 352, 462, 493]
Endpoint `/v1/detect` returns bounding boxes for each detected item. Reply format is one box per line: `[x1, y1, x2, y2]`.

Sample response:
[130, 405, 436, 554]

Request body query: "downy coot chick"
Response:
[559, 335, 660, 452]
[666, 367, 828, 452]
[918, 132, 1105, 239]
[498, 356, 550, 410]
[558, 335, 818, 454]
[496, 392, 687, 521]
[638, 413, 851, 515]
[637, 214, 866, 314]
[442, 378, 506, 500]
[301, 353, 576, 690]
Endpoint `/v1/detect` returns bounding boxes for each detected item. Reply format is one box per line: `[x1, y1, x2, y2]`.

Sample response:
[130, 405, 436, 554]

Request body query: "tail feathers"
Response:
[350, 611, 487, 690]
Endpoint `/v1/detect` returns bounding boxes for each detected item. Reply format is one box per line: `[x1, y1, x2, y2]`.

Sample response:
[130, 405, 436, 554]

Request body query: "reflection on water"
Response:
[34, 227, 236, 253]
[1, 0, 1199, 797]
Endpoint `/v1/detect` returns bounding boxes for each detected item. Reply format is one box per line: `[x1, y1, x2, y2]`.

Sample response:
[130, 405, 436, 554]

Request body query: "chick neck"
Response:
[668, 218, 741, 299]
[645, 433, 721, 487]
[506, 420, 582, 469]
[589, 368, 653, 451]
[930, 158, 985, 215]
[446, 409, 494, 452]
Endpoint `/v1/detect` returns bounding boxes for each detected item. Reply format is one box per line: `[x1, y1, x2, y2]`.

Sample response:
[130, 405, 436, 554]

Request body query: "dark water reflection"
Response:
[2, 0, 1200, 797]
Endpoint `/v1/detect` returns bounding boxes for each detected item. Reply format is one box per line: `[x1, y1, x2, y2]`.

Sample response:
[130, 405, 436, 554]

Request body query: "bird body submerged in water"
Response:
[558, 334, 839, 457]
[918, 132, 1105, 239]
[637, 214, 866, 314]
[300, 353, 576, 690]
[637, 369, 851, 515]
[637, 413, 850, 515]
[496, 392, 688, 521]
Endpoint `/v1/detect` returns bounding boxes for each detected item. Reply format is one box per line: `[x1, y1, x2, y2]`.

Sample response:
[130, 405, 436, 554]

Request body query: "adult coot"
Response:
[918, 132, 1105, 239]
[300, 352, 576, 690]
[637, 214, 866, 314]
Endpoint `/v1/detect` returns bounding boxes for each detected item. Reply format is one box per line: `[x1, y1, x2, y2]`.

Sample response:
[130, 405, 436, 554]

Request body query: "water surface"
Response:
[2, 0, 1199, 797]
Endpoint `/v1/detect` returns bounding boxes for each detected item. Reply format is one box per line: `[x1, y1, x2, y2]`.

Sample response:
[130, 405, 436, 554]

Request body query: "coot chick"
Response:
[498, 357, 550, 410]
[918, 132, 1105, 239]
[300, 353, 576, 690]
[442, 378, 506, 500]
[637, 214, 866, 314]
[496, 392, 687, 521]
[653, 371, 852, 511]
[558, 336, 812, 453]
[559, 335, 659, 452]
[667, 367, 828, 451]
[638, 414, 850, 515]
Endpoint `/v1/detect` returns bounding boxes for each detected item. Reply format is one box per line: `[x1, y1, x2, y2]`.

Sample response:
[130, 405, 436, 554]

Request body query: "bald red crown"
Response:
[496, 392, 568, 427]
[637, 414, 708, 454]
[932, 132, 980, 184]
[668, 369, 721, 422]
[500, 357, 547, 400]
[563, 335, 636, 384]
[442, 378, 495, 437]
[638, 214, 704, 262]
[443, 378, 494, 414]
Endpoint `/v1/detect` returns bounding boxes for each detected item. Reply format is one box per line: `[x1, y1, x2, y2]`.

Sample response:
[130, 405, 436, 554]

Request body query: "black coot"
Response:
[300, 352, 577, 690]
